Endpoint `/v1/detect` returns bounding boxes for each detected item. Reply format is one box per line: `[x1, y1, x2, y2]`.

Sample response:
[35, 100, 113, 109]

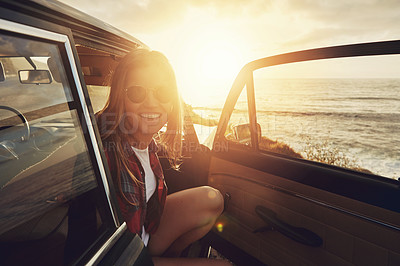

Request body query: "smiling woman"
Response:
[95, 48, 230, 266]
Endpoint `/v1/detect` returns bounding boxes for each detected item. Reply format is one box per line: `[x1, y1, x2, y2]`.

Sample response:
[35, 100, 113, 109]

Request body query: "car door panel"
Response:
[211, 147, 400, 214]
[209, 154, 400, 265]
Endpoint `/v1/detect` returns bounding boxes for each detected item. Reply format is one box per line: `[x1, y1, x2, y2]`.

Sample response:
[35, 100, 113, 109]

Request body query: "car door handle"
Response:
[255, 205, 323, 247]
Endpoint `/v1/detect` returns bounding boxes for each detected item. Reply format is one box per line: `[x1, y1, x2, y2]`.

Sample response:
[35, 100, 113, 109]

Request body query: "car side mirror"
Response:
[232, 123, 261, 144]
[18, 69, 52, 84]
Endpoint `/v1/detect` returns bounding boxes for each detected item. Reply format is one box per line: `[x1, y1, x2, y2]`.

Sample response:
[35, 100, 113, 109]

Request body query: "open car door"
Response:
[208, 41, 400, 266]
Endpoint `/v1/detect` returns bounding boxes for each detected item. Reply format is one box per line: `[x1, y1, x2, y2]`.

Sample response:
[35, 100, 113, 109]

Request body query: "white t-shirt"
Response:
[131, 146, 157, 246]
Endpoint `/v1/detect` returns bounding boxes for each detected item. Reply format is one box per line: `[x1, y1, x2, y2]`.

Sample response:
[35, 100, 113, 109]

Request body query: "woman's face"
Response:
[123, 65, 174, 142]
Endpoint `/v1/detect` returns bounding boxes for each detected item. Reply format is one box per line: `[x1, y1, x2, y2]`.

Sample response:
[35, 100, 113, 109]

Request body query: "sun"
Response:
[197, 41, 242, 81]
[144, 9, 250, 107]
[173, 24, 246, 107]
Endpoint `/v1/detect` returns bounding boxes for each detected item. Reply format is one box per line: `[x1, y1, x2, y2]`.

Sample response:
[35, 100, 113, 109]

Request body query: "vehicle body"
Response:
[0, 1, 399, 265]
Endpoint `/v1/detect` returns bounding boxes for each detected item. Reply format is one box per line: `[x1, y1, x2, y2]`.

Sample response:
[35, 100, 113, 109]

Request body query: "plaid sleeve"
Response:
[119, 169, 142, 234]
[104, 148, 143, 235]
[120, 170, 141, 205]
[117, 195, 142, 234]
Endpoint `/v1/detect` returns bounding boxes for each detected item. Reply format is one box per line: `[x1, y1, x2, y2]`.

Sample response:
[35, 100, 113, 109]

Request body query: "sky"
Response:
[59, 0, 400, 106]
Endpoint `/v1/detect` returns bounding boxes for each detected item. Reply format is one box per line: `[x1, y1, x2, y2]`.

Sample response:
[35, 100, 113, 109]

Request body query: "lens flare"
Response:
[216, 222, 224, 232]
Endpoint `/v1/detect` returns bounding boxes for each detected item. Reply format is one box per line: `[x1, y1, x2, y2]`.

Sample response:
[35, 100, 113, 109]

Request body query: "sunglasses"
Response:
[125, 85, 172, 103]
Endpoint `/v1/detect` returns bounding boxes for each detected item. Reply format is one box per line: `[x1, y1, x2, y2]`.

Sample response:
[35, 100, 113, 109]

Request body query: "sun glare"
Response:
[197, 41, 241, 81]
[178, 36, 245, 107]
[169, 19, 246, 107]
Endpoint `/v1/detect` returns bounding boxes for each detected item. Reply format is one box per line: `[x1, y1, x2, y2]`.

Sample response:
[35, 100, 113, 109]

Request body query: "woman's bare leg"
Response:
[148, 186, 224, 257]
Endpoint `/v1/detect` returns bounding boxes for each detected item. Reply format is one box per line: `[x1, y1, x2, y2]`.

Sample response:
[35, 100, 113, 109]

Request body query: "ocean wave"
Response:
[193, 106, 223, 112]
[193, 106, 399, 122]
[256, 109, 399, 121]
[317, 97, 400, 102]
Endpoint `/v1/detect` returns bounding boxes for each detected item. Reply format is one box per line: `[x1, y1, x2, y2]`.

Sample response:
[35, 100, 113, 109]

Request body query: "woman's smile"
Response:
[140, 112, 161, 119]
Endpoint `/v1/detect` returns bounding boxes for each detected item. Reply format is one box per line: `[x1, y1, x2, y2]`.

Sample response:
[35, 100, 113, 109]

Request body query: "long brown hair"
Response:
[96, 48, 182, 201]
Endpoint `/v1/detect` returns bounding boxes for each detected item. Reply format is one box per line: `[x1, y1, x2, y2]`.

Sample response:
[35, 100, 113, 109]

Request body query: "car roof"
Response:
[1, 0, 148, 54]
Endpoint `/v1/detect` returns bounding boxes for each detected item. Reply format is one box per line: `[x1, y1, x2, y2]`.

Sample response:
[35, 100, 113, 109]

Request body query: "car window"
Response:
[252, 55, 400, 179]
[0, 28, 115, 265]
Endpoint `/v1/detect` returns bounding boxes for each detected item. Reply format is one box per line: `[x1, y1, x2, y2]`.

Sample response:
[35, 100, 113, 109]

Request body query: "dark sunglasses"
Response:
[125, 85, 172, 103]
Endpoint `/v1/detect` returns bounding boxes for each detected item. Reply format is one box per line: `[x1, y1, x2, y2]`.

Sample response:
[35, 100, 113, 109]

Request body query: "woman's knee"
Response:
[198, 186, 224, 215]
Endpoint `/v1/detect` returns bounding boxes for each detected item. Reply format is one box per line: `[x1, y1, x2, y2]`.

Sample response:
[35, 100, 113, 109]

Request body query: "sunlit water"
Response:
[192, 79, 400, 179]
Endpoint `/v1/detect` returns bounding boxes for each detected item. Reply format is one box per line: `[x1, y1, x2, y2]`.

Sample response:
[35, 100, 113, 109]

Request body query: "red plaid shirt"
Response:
[104, 139, 167, 236]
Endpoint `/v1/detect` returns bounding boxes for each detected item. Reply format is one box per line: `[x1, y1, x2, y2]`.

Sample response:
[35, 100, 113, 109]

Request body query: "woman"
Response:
[96, 49, 230, 265]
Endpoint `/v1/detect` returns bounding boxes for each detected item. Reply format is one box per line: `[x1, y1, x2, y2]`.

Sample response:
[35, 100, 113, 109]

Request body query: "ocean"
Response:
[193, 78, 400, 179]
